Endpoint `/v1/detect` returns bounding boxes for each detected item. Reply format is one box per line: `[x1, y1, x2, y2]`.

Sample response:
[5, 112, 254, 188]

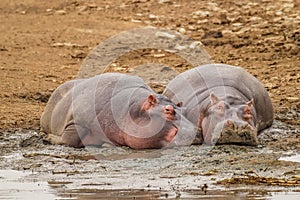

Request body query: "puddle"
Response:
[0, 170, 299, 199]
[279, 154, 300, 163]
[0, 120, 299, 199]
[0, 170, 56, 200]
[54, 188, 300, 200]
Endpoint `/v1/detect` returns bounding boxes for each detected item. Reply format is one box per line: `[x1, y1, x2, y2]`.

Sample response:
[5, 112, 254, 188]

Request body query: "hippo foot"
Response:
[211, 127, 258, 146]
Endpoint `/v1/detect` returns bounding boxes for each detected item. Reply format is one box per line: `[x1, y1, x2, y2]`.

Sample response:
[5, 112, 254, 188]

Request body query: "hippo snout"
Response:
[167, 118, 199, 147]
[164, 126, 178, 143]
[225, 119, 254, 131]
[210, 120, 258, 146]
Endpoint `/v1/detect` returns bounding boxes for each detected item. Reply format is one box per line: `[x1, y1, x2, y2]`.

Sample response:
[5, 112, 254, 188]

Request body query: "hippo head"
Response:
[199, 93, 258, 146]
[123, 94, 198, 149]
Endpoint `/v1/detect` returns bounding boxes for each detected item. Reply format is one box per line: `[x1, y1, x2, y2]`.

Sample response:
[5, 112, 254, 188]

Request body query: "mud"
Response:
[0, 0, 300, 199]
[0, 120, 299, 199]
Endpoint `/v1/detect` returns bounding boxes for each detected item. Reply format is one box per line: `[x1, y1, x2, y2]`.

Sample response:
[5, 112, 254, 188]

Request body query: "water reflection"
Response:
[0, 170, 56, 200]
[51, 188, 300, 200]
[1, 170, 299, 200]
[279, 154, 300, 163]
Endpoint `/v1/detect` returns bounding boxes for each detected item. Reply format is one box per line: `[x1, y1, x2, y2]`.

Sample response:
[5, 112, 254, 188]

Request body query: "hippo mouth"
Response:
[210, 122, 258, 146]
[164, 126, 178, 143]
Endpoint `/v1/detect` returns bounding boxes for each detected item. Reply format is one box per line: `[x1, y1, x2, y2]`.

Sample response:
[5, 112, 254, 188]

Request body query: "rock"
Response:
[158, 0, 173, 4]
[46, 9, 54, 13]
[203, 30, 223, 39]
[51, 42, 86, 48]
[211, 18, 222, 24]
[71, 50, 87, 59]
[153, 53, 166, 58]
[149, 14, 158, 20]
[131, 19, 142, 23]
[78, 6, 88, 13]
[187, 25, 197, 31]
[207, 2, 221, 12]
[178, 28, 186, 34]
[56, 10, 67, 15]
[221, 30, 234, 37]
[192, 10, 210, 18]
[87, 3, 98, 9]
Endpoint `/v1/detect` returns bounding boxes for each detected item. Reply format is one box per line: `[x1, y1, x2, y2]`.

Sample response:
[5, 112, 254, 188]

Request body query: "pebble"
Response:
[149, 14, 158, 20]
[188, 25, 197, 31]
[46, 9, 54, 13]
[158, 0, 173, 4]
[78, 6, 88, 13]
[192, 10, 210, 18]
[56, 10, 67, 15]
[178, 28, 186, 34]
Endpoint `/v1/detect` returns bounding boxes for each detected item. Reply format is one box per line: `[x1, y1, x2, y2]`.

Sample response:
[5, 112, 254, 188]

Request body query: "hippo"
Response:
[163, 64, 274, 146]
[40, 73, 197, 149]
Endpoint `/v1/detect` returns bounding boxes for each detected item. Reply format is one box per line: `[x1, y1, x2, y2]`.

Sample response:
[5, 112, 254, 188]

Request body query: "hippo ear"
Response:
[247, 99, 254, 107]
[176, 102, 183, 107]
[210, 92, 219, 105]
[142, 94, 157, 110]
[147, 94, 157, 105]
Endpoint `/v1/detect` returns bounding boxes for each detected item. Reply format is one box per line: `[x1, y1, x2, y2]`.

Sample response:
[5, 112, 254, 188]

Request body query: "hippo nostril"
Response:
[226, 120, 233, 126]
[165, 105, 174, 114]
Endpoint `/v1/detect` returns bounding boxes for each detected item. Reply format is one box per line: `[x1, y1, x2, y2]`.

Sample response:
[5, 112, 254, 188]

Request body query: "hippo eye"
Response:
[217, 105, 224, 112]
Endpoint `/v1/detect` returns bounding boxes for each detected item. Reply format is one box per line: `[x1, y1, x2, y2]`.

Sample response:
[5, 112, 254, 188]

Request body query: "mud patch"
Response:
[1, 170, 300, 199]
[0, 120, 300, 198]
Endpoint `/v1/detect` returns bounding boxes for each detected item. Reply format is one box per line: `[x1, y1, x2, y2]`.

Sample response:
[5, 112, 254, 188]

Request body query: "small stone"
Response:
[87, 3, 97, 8]
[153, 53, 166, 58]
[56, 10, 67, 15]
[232, 23, 243, 27]
[211, 18, 222, 24]
[78, 6, 88, 13]
[192, 10, 210, 18]
[149, 14, 158, 20]
[221, 30, 234, 37]
[158, 0, 173, 4]
[207, 2, 221, 11]
[197, 19, 209, 24]
[46, 9, 54, 13]
[71, 50, 87, 59]
[178, 27, 186, 34]
[188, 25, 197, 31]
[131, 19, 142, 23]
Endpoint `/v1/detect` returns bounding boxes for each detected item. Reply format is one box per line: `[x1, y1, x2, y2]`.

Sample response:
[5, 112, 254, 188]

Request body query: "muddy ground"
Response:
[0, 0, 299, 199]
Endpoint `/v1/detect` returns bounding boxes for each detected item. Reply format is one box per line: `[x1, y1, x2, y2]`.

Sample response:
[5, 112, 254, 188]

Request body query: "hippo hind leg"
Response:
[44, 123, 88, 148]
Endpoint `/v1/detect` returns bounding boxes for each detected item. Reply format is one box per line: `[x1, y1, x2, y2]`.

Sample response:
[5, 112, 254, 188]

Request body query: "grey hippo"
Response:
[163, 64, 274, 145]
[40, 73, 198, 149]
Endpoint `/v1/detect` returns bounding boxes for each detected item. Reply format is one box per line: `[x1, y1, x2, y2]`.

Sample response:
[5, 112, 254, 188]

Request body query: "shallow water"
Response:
[279, 154, 300, 163]
[0, 169, 299, 200]
[0, 120, 299, 199]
